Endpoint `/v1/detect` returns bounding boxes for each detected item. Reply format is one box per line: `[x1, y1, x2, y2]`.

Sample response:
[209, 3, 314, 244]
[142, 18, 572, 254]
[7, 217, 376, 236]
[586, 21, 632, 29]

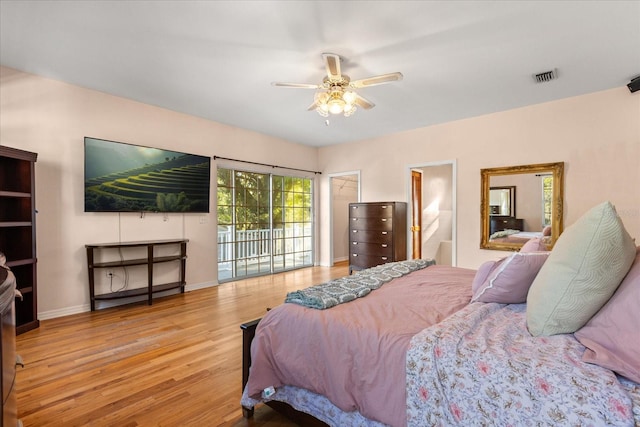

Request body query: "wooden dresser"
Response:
[348, 202, 407, 273]
[490, 216, 524, 235]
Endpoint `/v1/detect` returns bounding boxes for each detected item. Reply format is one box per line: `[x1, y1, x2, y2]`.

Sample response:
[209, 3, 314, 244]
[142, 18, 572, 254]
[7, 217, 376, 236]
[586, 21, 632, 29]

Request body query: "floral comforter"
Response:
[407, 302, 638, 426]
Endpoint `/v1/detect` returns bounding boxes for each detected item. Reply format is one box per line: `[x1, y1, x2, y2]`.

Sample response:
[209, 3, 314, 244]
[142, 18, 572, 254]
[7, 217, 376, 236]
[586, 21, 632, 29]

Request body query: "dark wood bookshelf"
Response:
[0, 146, 39, 335]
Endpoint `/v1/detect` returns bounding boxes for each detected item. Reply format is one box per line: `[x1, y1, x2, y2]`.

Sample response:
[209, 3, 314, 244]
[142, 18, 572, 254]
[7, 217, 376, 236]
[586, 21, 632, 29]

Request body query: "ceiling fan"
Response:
[272, 53, 403, 117]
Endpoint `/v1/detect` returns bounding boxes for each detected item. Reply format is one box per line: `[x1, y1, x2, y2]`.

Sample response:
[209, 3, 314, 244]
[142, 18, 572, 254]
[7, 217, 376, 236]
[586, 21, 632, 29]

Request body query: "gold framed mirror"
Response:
[480, 162, 564, 251]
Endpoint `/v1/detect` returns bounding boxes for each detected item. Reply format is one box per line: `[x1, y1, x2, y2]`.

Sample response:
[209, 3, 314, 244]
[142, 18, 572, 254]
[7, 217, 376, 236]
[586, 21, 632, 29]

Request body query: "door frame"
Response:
[405, 160, 457, 266]
[410, 169, 423, 259]
[328, 171, 361, 267]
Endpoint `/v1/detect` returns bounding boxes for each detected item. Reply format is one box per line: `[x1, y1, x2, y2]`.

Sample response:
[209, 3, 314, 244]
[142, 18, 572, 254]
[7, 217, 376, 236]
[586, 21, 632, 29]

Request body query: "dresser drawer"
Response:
[350, 216, 394, 231]
[349, 203, 395, 218]
[490, 217, 524, 234]
[349, 253, 392, 269]
[350, 241, 393, 257]
[350, 229, 393, 244]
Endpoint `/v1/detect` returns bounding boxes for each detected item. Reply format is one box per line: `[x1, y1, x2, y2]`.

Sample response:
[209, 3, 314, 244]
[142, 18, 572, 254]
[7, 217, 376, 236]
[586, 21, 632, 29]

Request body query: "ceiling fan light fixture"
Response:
[273, 53, 401, 118]
[327, 94, 345, 115]
[343, 90, 356, 104]
[316, 107, 329, 117]
[314, 88, 359, 117]
[343, 105, 356, 117]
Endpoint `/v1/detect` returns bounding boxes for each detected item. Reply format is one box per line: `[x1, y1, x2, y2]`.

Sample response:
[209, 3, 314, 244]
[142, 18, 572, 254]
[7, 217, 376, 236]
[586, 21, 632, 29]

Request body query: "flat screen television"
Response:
[84, 137, 211, 213]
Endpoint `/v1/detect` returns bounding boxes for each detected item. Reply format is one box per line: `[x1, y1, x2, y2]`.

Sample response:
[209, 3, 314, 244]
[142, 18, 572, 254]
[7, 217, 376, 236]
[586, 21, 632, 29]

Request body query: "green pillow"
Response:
[526, 201, 636, 336]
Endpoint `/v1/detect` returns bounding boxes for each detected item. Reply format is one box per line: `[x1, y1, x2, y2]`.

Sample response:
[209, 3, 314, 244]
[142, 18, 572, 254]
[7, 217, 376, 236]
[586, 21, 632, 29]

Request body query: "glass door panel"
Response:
[217, 168, 313, 281]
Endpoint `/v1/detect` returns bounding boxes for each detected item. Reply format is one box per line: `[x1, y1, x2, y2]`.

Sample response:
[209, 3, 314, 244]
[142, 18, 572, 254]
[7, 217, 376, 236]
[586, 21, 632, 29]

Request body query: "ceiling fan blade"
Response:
[350, 72, 403, 88]
[272, 82, 320, 89]
[322, 53, 342, 81]
[354, 94, 375, 110]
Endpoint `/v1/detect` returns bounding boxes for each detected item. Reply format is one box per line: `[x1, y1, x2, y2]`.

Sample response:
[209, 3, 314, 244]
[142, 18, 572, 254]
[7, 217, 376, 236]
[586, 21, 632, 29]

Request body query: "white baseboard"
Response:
[185, 280, 218, 292]
[37, 280, 219, 320]
[38, 304, 91, 320]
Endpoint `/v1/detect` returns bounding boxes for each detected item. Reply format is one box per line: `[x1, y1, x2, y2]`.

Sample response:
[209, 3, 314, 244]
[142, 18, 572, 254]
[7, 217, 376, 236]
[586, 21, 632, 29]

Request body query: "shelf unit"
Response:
[0, 146, 39, 335]
[86, 239, 188, 311]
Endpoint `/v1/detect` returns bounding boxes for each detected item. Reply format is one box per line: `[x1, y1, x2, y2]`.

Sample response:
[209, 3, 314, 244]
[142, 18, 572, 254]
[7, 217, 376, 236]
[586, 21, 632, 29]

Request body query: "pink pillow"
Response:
[574, 247, 640, 383]
[471, 252, 549, 304]
[471, 259, 503, 294]
[520, 238, 548, 253]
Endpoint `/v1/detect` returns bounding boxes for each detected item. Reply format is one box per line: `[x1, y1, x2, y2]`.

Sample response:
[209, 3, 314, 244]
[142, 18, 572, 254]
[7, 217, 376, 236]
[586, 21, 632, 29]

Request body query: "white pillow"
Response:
[526, 201, 636, 336]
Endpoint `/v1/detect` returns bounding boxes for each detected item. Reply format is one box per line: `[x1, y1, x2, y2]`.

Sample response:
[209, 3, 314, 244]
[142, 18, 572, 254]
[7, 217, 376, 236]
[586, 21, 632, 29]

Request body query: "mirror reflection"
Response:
[481, 162, 564, 251]
[489, 186, 515, 216]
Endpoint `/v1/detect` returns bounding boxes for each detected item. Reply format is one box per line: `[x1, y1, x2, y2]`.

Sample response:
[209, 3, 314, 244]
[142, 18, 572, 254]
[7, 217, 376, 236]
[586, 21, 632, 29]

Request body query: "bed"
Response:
[241, 202, 640, 426]
[488, 230, 545, 245]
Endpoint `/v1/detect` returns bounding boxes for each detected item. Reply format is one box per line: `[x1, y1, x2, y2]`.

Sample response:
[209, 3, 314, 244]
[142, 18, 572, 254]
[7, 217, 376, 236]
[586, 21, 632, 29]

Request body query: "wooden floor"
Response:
[16, 262, 349, 427]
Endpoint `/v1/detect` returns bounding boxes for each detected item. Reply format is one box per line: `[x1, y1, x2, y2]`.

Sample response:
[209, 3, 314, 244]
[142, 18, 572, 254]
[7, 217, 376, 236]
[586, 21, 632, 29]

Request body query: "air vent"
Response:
[533, 69, 558, 83]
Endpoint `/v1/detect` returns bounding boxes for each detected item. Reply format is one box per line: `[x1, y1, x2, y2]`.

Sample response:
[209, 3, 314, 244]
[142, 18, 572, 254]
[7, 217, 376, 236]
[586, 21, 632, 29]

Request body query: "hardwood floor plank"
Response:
[17, 263, 348, 426]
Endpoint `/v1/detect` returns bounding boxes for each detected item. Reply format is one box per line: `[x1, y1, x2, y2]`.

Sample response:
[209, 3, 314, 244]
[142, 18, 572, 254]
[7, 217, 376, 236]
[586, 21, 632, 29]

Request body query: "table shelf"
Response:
[86, 239, 188, 311]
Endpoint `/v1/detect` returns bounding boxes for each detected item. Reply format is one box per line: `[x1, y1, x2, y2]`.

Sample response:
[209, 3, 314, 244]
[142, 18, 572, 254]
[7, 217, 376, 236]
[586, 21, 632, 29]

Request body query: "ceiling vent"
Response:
[533, 69, 558, 83]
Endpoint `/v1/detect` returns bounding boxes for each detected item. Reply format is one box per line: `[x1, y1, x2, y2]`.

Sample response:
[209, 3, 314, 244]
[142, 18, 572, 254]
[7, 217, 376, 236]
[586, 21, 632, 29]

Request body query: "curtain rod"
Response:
[213, 156, 321, 175]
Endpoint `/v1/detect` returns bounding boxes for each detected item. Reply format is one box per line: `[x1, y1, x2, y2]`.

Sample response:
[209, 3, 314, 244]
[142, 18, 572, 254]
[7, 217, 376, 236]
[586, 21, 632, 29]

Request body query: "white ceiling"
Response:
[1, 1, 639, 147]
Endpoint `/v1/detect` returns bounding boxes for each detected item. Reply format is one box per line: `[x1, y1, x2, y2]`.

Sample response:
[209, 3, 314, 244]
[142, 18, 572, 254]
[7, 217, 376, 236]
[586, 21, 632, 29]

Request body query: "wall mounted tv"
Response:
[84, 137, 211, 213]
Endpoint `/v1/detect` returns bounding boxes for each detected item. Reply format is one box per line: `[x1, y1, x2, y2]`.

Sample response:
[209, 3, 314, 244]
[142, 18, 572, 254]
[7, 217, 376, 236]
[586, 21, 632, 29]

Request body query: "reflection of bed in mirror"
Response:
[490, 230, 544, 244]
[489, 216, 523, 235]
[489, 216, 536, 244]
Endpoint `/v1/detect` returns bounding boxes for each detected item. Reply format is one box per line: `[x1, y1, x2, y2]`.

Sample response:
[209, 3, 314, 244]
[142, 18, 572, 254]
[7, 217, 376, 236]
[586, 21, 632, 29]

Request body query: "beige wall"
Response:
[420, 165, 453, 264]
[0, 66, 318, 318]
[2, 65, 639, 319]
[331, 175, 359, 263]
[318, 87, 640, 269]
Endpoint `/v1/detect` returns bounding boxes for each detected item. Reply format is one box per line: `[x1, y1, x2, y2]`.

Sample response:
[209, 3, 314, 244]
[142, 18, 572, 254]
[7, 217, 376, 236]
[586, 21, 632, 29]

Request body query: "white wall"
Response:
[420, 165, 453, 265]
[2, 65, 639, 319]
[331, 176, 358, 263]
[0, 66, 318, 318]
[318, 87, 640, 269]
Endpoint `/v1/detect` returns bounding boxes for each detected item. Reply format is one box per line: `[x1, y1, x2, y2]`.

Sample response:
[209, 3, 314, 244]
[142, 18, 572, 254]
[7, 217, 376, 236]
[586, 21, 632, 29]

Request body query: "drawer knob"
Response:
[352, 254, 358, 257]
[381, 205, 388, 209]
[381, 244, 388, 248]
[352, 230, 358, 233]
[381, 218, 387, 222]
[381, 231, 388, 235]
[352, 242, 358, 245]
[381, 257, 388, 261]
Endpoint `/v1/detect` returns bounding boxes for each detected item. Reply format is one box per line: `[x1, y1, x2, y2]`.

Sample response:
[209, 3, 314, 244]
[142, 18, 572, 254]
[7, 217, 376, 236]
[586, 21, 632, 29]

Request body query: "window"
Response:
[217, 168, 313, 281]
[541, 175, 553, 226]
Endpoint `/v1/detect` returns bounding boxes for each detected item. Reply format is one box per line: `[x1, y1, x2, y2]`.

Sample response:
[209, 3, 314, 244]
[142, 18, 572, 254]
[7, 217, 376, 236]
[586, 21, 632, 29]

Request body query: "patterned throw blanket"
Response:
[285, 259, 435, 309]
[489, 228, 520, 239]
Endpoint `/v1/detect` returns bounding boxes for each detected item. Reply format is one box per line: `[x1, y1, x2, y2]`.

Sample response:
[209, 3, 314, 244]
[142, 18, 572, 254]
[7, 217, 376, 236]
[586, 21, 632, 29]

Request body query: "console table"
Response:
[86, 239, 188, 311]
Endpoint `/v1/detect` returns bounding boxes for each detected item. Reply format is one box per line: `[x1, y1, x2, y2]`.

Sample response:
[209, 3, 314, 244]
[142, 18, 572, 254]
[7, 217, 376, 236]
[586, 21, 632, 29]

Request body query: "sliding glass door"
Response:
[217, 168, 313, 281]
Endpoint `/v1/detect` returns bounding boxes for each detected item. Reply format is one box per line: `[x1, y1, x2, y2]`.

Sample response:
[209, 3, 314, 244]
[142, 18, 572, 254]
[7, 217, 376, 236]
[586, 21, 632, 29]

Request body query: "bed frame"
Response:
[241, 318, 329, 427]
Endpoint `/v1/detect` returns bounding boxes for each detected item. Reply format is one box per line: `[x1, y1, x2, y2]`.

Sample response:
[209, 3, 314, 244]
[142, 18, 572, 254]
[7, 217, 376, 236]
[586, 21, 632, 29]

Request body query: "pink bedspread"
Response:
[406, 302, 639, 426]
[246, 265, 475, 426]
